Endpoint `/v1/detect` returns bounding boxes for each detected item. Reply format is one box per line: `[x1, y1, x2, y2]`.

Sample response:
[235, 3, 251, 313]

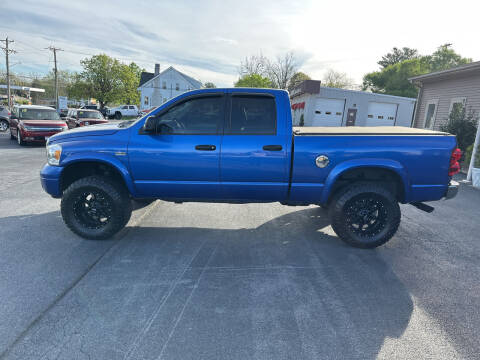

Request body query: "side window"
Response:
[424, 100, 438, 129]
[226, 95, 276, 135]
[122, 105, 128, 109]
[156, 96, 223, 134]
[129, 106, 135, 109]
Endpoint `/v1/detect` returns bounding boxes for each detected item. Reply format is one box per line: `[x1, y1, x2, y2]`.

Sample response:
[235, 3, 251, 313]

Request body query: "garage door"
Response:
[312, 98, 345, 127]
[366, 102, 398, 126]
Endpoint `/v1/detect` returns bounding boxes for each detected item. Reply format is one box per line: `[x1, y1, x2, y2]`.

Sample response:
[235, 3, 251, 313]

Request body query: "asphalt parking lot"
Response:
[0, 130, 479, 360]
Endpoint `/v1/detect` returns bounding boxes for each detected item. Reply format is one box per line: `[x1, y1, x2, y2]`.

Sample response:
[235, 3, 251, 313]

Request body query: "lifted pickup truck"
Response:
[40, 88, 460, 248]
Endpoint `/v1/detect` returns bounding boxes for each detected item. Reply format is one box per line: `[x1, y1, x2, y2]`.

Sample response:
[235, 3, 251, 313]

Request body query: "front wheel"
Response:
[328, 182, 400, 248]
[61, 176, 132, 240]
[115, 111, 122, 120]
[17, 129, 25, 146]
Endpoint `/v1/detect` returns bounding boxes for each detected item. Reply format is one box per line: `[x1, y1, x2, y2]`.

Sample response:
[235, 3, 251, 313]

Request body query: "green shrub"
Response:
[440, 106, 478, 153]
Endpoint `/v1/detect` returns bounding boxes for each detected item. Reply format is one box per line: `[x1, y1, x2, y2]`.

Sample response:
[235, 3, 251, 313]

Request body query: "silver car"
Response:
[0, 106, 10, 132]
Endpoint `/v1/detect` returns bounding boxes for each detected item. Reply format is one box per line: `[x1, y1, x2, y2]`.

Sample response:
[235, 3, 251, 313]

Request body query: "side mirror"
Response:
[143, 116, 156, 133]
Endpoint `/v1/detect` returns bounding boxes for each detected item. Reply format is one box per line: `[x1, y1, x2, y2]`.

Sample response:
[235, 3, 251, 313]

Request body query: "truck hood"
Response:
[48, 123, 120, 143]
[20, 120, 67, 127]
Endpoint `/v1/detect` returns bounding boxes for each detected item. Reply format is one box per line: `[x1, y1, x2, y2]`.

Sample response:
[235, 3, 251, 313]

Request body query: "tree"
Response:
[78, 54, 123, 108]
[117, 62, 142, 105]
[378, 47, 419, 68]
[440, 106, 478, 153]
[363, 44, 471, 97]
[287, 72, 311, 92]
[428, 44, 472, 72]
[266, 52, 298, 89]
[234, 74, 272, 88]
[323, 69, 354, 89]
[67, 73, 91, 101]
[239, 54, 269, 77]
[204, 82, 216, 88]
[363, 57, 431, 97]
[239, 51, 301, 90]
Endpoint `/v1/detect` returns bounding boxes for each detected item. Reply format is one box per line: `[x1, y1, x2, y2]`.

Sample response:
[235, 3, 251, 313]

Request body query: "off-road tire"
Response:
[61, 176, 132, 240]
[328, 182, 400, 249]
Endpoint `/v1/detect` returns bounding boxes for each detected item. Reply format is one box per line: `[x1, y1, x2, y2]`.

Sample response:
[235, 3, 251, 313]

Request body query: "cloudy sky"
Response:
[0, 0, 479, 87]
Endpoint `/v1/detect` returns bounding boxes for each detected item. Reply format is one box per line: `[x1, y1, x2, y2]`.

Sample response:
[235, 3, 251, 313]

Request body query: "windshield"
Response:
[78, 111, 103, 119]
[19, 108, 60, 120]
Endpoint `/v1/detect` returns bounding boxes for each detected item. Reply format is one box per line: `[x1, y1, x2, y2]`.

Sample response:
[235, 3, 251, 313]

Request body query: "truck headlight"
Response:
[46, 144, 62, 166]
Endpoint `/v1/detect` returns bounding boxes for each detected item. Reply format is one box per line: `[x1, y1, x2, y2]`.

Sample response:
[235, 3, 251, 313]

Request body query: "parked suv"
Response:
[66, 109, 108, 129]
[0, 105, 10, 132]
[10, 105, 68, 145]
[106, 105, 139, 119]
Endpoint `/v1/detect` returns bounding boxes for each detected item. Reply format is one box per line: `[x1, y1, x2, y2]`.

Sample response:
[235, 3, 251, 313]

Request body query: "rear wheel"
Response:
[61, 176, 132, 240]
[328, 182, 400, 248]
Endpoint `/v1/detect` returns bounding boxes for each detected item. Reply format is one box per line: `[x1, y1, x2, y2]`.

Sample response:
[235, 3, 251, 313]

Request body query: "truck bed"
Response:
[293, 126, 449, 136]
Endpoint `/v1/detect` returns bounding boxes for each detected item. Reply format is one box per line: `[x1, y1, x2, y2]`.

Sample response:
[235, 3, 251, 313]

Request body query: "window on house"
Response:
[162, 81, 166, 89]
[176, 83, 180, 91]
[449, 97, 466, 116]
[144, 96, 149, 105]
[424, 100, 438, 129]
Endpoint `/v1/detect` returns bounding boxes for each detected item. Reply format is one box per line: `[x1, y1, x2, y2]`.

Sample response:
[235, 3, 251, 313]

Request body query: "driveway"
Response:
[0, 131, 478, 359]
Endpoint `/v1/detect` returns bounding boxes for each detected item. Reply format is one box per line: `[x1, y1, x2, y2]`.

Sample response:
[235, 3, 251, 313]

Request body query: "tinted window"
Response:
[156, 96, 223, 134]
[227, 95, 276, 135]
[129, 106, 135, 109]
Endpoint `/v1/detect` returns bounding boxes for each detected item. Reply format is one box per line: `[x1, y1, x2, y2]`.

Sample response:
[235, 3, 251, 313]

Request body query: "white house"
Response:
[137, 64, 202, 111]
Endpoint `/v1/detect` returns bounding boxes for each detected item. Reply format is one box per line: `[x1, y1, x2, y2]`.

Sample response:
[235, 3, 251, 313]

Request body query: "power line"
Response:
[1, 37, 16, 108]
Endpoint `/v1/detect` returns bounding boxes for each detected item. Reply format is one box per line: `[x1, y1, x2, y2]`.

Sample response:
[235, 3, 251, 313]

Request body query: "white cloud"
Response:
[0, 0, 478, 87]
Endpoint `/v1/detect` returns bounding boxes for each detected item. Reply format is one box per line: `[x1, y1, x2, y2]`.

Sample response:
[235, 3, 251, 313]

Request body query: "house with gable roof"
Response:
[137, 63, 202, 110]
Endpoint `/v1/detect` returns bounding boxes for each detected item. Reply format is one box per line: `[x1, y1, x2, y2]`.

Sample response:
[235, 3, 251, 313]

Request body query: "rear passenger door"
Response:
[220, 93, 289, 201]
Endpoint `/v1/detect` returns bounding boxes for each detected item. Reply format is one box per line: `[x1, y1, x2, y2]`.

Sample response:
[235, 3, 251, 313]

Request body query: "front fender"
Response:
[321, 158, 410, 204]
[61, 151, 135, 195]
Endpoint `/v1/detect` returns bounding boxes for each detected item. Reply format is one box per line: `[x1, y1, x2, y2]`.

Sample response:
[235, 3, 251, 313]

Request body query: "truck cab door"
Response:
[128, 93, 225, 199]
[220, 93, 290, 201]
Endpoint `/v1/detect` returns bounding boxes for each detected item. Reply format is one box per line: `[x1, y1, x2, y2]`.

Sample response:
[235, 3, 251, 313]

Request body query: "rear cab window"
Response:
[226, 95, 276, 135]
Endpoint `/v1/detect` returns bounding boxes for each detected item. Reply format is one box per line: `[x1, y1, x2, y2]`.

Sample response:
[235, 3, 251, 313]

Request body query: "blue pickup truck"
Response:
[40, 88, 461, 248]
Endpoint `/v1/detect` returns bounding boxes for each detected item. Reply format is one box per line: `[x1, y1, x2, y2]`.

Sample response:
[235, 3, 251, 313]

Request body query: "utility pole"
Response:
[46, 46, 63, 109]
[1, 37, 16, 109]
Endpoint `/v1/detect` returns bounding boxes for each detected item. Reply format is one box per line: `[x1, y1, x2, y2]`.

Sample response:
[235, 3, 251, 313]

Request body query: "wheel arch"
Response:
[321, 159, 409, 204]
[60, 157, 134, 195]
